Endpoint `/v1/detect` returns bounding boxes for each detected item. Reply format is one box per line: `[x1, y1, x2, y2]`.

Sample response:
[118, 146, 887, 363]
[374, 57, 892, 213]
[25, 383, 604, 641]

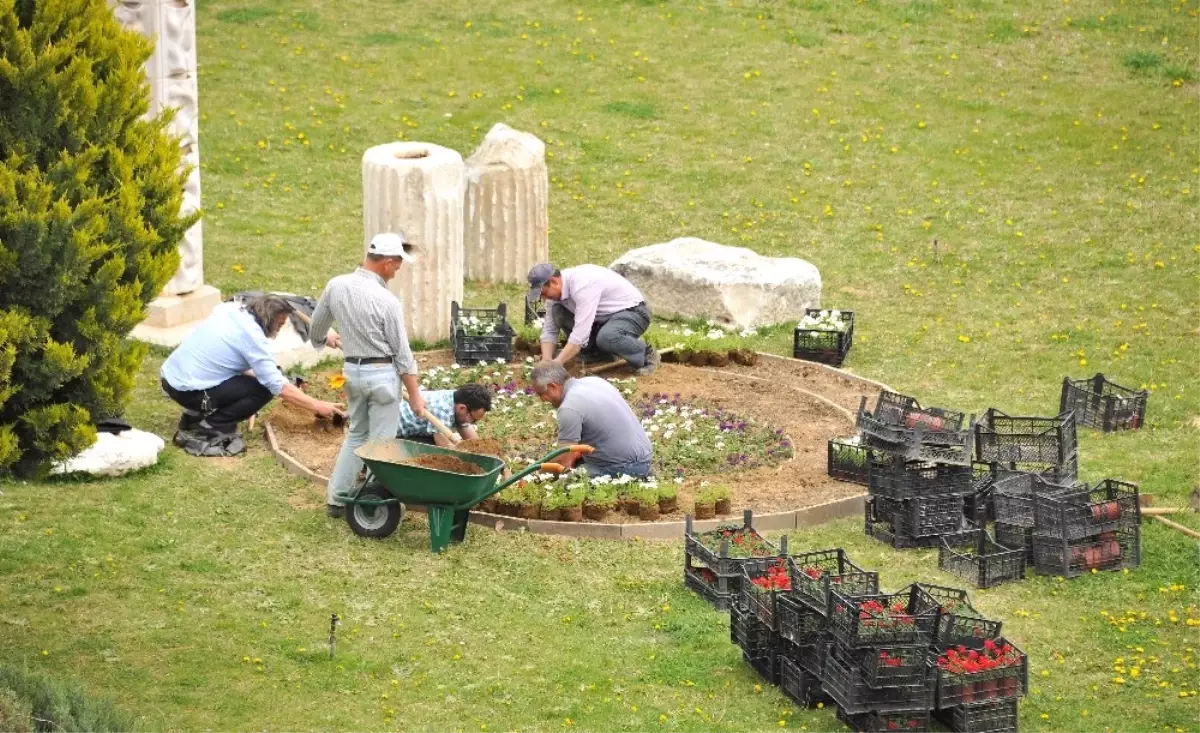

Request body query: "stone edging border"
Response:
[263, 350, 881, 538]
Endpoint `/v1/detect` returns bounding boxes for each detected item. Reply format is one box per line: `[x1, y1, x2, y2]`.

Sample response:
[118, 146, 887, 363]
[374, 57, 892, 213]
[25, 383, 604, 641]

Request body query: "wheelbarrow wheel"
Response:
[345, 485, 404, 539]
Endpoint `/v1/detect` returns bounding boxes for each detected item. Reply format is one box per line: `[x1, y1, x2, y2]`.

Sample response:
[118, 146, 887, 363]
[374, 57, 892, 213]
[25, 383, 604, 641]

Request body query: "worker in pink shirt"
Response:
[526, 262, 660, 376]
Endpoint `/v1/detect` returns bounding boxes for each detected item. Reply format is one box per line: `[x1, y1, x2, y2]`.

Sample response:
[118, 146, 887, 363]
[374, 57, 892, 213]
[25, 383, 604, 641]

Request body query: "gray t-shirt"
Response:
[557, 377, 652, 475]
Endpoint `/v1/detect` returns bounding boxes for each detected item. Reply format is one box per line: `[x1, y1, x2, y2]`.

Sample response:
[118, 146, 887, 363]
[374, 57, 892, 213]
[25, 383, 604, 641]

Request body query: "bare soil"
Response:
[402, 454, 484, 475]
[269, 350, 883, 520]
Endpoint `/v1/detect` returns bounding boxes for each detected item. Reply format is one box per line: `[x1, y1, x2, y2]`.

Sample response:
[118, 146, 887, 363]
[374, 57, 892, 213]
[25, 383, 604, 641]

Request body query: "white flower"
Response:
[451, 363, 462, 370]
[674, 477, 684, 484]
[496, 357, 506, 365]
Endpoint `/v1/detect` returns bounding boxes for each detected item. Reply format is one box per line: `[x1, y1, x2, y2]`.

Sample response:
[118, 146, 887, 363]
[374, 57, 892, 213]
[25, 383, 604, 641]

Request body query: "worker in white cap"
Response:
[310, 232, 425, 518]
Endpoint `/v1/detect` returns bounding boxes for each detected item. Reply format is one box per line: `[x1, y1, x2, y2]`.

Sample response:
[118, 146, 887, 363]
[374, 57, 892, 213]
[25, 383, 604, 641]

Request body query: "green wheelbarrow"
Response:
[335, 438, 594, 553]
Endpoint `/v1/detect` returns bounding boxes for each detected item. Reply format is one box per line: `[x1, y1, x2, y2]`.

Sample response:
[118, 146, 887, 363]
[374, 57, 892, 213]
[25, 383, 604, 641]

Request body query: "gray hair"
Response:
[243, 295, 295, 337]
[530, 361, 568, 389]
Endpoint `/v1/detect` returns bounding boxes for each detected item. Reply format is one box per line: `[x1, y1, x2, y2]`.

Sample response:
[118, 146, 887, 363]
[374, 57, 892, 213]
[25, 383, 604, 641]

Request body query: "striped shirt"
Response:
[539, 265, 645, 346]
[309, 268, 418, 376]
[396, 390, 457, 437]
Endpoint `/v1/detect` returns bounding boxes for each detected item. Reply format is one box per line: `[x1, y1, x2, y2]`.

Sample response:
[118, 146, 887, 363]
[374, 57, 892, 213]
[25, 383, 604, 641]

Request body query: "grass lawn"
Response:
[3, 0, 1199, 730]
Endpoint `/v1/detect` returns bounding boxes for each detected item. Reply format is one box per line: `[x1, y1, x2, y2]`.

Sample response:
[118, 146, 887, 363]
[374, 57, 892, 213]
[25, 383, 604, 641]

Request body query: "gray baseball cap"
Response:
[526, 262, 555, 301]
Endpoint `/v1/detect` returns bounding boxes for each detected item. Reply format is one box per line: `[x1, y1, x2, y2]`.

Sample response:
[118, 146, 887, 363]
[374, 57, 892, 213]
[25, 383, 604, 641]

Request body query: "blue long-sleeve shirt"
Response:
[161, 303, 287, 395]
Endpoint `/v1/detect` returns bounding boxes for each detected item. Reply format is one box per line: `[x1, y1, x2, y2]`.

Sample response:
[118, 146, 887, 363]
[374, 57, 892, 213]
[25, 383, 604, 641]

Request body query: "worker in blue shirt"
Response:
[161, 295, 344, 456]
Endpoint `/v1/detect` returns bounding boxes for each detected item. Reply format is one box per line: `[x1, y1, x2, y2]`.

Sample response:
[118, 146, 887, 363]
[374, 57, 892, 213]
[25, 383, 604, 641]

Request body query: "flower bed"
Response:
[828, 436, 871, 485]
[637, 393, 793, 476]
[1059, 373, 1148, 432]
[829, 590, 937, 649]
[938, 530, 1026, 589]
[793, 309, 855, 367]
[789, 548, 879, 615]
[934, 639, 1028, 708]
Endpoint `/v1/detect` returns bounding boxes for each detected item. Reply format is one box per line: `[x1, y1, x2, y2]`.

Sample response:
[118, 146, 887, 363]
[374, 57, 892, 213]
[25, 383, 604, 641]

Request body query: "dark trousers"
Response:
[551, 302, 652, 367]
[161, 376, 273, 434]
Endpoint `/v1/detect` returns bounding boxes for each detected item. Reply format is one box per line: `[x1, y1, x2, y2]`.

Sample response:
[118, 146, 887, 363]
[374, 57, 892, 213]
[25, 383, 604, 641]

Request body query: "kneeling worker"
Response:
[396, 383, 493, 447]
[530, 361, 652, 477]
[526, 262, 660, 376]
[161, 295, 345, 456]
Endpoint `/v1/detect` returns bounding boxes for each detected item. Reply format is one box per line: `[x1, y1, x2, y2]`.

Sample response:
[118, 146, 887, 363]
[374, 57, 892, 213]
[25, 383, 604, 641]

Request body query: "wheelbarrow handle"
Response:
[539, 462, 566, 473]
[489, 445, 594, 494]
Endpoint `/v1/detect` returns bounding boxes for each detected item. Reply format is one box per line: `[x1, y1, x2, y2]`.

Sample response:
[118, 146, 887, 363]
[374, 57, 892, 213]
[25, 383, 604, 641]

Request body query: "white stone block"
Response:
[362, 142, 466, 343]
[111, 0, 197, 79]
[51, 429, 165, 478]
[610, 238, 822, 330]
[464, 123, 549, 284]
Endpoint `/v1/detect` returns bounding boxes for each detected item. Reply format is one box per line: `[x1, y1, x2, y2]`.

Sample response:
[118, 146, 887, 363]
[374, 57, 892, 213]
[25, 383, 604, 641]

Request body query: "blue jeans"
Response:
[586, 458, 652, 479]
[327, 363, 402, 505]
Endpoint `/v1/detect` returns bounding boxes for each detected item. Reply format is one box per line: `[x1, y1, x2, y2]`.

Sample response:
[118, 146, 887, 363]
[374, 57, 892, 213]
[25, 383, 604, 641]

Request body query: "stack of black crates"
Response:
[683, 517, 1028, 732]
[450, 301, 514, 365]
[857, 390, 977, 552]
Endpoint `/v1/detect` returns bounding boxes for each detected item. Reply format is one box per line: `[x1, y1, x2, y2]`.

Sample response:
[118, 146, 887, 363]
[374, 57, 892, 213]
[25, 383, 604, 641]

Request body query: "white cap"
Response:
[368, 231, 419, 262]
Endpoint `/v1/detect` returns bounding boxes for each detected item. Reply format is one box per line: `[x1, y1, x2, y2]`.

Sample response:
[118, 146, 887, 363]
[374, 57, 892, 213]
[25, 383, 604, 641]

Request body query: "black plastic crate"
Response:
[1032, 524, 1141, 578]
[867, 452, 974, 501]
[829, 438, 871, 485]
[779, 654, 831, 708]
[937, 699, 1018, 733]
[865, 499, 973, 550]
[684, 561, 735, 610]
[789, 548, 879, 614]
[1060, 373, 1148, 432]
[836, 642, 932, 689]
[743, 648, 780, 684]
[964, 465, 995, 526]
[933, 638, 1028, 709]
[524, 298, 546, 326]
[450, 301, 515, 365]
[823, 644, 936, 715]
[974, 408, 1079, 482]
[939, 530, 1026, 589]
[839, 708, 934, 733]
[991, 471, 1076, 529]
[684, 512, 778, 579]
[776, 594, 829, 648]
[993, 522, 1034, 565]
[910, 584, 1002, 651]
[1033, 478, 1140, 542]
[858, 391, 974, 466]
[731, 601, 777, 659]
[793, 309, 854, 366]
[790, 638, 828, 678]
[876, 495, 967, 538]
[829, 589, 938, 649]
[740, 553, 793, 631]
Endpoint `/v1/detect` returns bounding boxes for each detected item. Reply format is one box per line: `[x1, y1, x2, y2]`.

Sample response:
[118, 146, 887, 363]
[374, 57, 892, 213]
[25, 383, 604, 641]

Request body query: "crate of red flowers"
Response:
[741, 554, 793, 630]
[793, 309, 854, 366]
[1032, 478, 1140, 542]
[823, 643, 936, 715]
[684, 561, 735, 610]
[936, 698, 1018, 733]
[838, 707, 934, 733]
[1059, 373, 1147, 432]
[829, 589, 938, 649]
[789, 548, 880, 615]
[685, 511, 777, 578]
[934, 638, 1028, 708]
[938, 529, 1026, 589]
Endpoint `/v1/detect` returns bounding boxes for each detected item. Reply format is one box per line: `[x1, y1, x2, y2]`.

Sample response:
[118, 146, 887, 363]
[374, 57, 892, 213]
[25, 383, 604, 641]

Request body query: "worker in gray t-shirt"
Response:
[529, 361, 653, 477]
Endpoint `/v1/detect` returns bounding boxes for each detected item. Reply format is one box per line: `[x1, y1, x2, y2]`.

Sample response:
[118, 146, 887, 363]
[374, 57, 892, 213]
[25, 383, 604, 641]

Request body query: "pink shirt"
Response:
[539, 265, 645, 346]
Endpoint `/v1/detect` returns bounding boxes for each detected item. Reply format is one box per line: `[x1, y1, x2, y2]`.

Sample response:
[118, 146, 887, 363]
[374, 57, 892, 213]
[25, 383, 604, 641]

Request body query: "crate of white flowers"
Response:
[451, 301, 515, 365]
[793, 309, 854, 367]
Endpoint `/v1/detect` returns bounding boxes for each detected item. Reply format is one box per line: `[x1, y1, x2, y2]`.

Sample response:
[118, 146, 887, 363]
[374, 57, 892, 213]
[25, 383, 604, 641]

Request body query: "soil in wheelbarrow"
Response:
[401, 454, 486, 475]
[455, 438, 504, 457]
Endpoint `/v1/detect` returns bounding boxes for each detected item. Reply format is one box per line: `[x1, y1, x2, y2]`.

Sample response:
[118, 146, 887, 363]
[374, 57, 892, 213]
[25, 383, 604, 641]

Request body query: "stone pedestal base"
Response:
[143, 284, 222, 328]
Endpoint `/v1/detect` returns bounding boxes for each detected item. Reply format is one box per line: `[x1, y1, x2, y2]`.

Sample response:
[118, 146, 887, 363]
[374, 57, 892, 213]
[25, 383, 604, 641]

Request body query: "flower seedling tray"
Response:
[1059, 373, 1147, 432]
[829, 589, 938, 649]
[936, 698, 1018, 733]
[685, 511, 777, 578]
[867, 452, 974, 501]
[1032, 478, 1140, 542]
[839, 708, 934, 733]
[779, 654, 832, 709]
[939, 529, 1026, 589]
[823, 643, 936, 715]
[789, 548, 879, 614]
[1032, 524, 1141, 578]
[793, 308, 855, 366]
[974, 408, 1079, 481]
[828, 438, 871, 485]
[776, 594, 829, 649]
[909, 583, 1002, 651]
[450, 301, 515, 365]
[993, 522, 1034, 565]
[934, 638, 1028, 709]
[857, 391, 975, 466]
[740, 550, 793, 631]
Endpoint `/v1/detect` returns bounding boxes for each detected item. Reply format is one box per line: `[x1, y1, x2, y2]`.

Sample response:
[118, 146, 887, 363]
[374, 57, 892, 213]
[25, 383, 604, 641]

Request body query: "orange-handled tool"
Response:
[567, 444, 594, 454]
[539, 462, 566, 474]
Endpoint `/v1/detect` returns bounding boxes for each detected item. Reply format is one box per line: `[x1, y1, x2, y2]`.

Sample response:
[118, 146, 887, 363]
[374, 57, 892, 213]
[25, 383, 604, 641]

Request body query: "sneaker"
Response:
[634, 347, 661, 377]
[326, 504, 346, 519]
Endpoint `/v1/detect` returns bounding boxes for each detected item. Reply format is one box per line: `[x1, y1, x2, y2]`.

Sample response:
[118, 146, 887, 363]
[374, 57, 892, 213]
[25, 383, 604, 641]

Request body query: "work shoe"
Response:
[326, 504, 346, 519]
[634, 347, 661, 377]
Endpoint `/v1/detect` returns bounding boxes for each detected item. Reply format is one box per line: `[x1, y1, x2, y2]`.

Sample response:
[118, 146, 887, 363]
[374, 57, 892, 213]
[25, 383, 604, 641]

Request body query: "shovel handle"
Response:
[419, 408, 462, 444]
